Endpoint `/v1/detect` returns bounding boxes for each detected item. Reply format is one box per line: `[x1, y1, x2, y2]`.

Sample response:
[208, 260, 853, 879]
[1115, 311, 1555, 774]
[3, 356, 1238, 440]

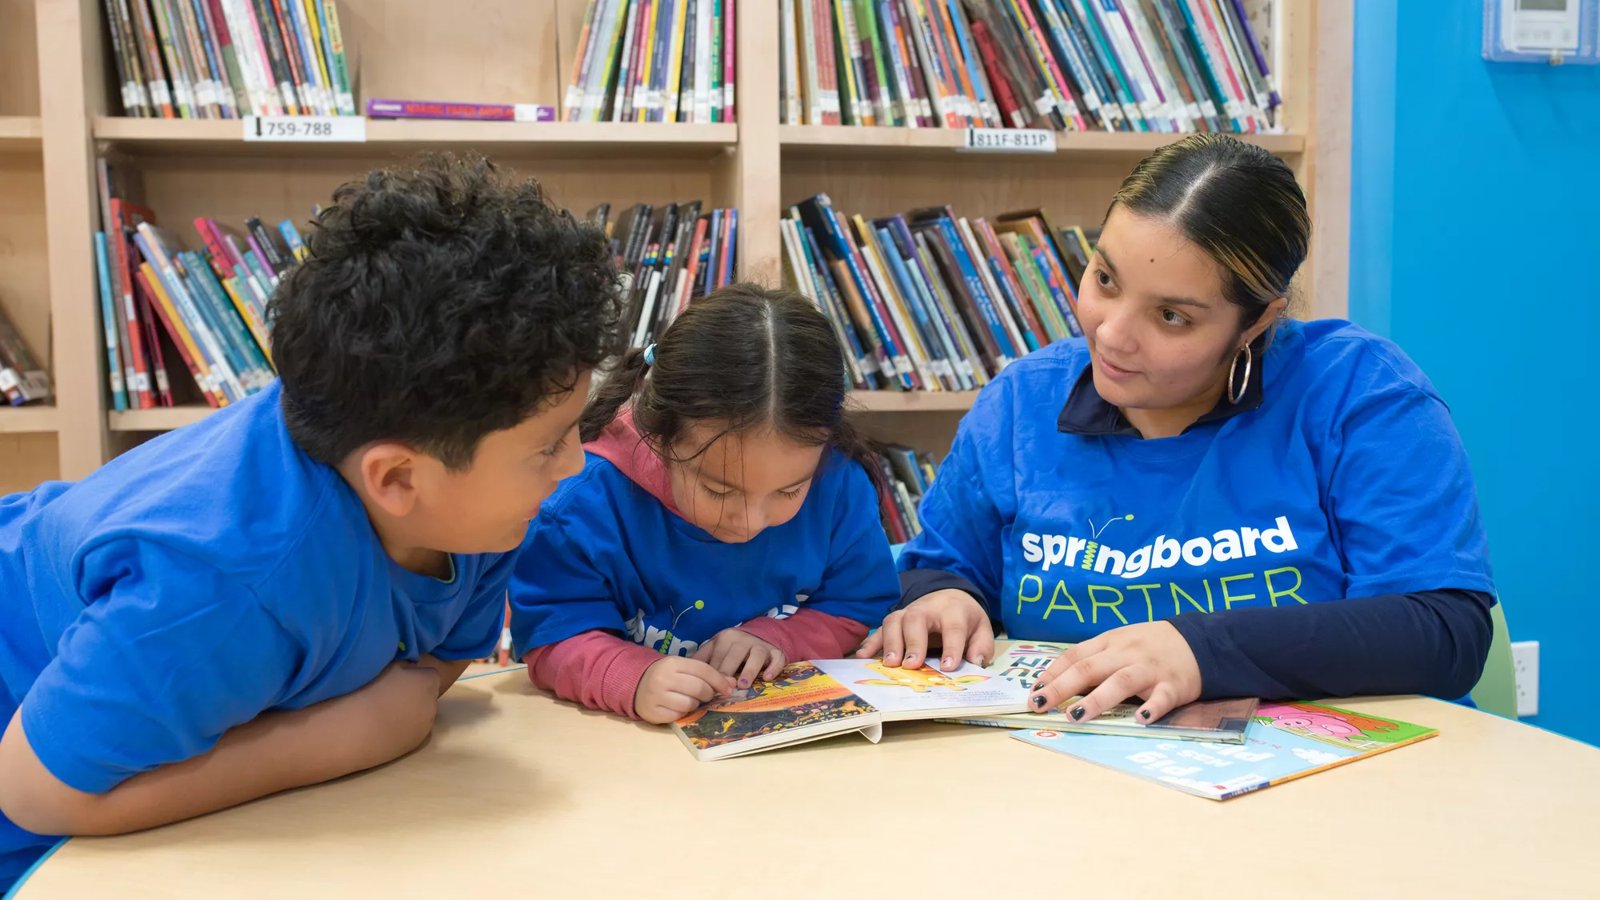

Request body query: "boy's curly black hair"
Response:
[268, 153, 622, 469]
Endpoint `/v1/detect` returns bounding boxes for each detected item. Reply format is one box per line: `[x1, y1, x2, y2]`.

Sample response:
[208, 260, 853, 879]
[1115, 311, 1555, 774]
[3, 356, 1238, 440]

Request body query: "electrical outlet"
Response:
[1511, 641, 1539, 717]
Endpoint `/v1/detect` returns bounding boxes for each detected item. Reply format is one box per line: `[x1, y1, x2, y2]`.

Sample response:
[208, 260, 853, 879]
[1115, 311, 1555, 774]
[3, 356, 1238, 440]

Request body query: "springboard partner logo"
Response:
[1021, 516, 1299, 579]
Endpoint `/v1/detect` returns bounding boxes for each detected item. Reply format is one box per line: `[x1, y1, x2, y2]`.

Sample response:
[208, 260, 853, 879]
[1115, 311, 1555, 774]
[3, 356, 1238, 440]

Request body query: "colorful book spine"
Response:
[364, 98, 558, 121]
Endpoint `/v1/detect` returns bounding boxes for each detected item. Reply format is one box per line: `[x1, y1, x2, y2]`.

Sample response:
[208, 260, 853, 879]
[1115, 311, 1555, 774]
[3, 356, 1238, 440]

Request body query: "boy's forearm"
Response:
[414, 655, 471, 695]
[0, 666, 437, 836]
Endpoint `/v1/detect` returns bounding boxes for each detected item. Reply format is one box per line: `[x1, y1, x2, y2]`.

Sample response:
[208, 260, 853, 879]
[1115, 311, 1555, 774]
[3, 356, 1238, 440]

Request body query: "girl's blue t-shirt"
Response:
[509, 449, 899, 658]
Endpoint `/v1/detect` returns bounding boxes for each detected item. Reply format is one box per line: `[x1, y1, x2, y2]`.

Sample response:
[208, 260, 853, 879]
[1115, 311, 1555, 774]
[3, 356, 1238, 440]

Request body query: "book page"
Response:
[810, 658, 1031, 719]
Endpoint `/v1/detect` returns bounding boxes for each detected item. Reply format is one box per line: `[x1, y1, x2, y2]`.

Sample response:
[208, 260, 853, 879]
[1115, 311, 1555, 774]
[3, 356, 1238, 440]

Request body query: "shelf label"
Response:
[243, 116, 367, 143]
[961, 127, 1056, 154]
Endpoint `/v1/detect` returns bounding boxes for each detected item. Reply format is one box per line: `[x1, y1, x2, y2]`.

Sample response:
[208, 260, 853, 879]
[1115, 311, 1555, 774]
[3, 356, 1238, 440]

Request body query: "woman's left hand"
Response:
[1027, 621, 1203, 723]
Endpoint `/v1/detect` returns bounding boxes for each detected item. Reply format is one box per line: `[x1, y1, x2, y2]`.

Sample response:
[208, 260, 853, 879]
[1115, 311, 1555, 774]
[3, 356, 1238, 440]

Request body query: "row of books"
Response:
[590, 201, 740, 349]
[564, 0, 738, 124]
[102, 0, 356, 119]
[873, 443, 937, 543]
[780, 0, 1279, 133]
[784, 193, 1092, 393]
[0, 299, 51, 407]
[94, 160, 295, 411]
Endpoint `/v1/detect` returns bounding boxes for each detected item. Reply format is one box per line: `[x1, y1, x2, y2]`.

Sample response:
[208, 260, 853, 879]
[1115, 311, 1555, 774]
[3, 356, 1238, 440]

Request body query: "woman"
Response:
[858, 134, 1496, 724]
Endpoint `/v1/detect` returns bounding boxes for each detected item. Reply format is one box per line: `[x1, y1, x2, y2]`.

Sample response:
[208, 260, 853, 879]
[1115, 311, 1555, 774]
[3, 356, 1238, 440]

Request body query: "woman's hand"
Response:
[853, 589, 994, 671]
[692, 628, 787, 688]
[1027, 621, 1202, 722]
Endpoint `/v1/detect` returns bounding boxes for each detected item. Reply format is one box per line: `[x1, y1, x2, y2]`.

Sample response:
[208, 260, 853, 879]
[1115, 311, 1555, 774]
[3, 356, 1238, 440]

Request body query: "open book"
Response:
[1012, 700, 1438, 800]
[938, 640, 1258, 743]
[673, 658, 1031, 760]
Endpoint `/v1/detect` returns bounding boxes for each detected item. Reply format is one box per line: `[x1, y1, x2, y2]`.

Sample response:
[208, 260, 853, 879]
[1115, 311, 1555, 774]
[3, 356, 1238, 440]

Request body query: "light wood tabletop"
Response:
[14, 667, 1600, 899]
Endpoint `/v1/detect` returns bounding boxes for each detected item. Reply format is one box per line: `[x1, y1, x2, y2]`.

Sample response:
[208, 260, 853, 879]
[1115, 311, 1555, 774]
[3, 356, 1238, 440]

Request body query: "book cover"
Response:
[673, 661, 880, 761]
[938, 640, 1256, 743]
[1012, 701, 1438, 800]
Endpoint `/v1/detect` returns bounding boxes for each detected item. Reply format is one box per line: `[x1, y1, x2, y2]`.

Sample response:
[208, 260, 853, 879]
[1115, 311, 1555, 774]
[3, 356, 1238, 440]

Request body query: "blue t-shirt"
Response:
[508, 450, 899, 658]
[0, 382, 515, 883]
[901, 319, 1496, 642]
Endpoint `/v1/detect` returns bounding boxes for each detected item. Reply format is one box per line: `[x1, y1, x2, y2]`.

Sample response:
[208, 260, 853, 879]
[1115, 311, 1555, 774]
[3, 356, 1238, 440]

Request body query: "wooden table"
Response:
[14, 668, 1600, 899]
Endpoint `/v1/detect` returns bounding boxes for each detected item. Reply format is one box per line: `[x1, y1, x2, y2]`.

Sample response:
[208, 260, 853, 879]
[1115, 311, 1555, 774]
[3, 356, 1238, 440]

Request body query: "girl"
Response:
[862, 134, 1497, 724]
[509, 285, 900, 725]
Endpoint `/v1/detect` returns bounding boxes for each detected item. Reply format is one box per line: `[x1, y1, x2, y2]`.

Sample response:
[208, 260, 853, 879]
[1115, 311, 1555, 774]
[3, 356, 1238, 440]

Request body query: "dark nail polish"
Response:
[1140, 709, 1152, 720]
[1069, 706, 1085, 721]
[1031, 694, 1047, 709]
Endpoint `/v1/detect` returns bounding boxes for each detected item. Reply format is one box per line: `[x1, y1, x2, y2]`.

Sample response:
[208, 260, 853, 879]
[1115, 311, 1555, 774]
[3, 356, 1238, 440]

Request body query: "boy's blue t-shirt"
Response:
[0, 382, 515, 882]
[900, 318, 1496, 640]
[508, 449, 899, 659]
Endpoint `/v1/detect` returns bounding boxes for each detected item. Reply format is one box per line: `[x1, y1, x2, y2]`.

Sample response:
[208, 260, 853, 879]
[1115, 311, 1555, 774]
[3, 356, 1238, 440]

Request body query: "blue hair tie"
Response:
[642, 343, 657, 366]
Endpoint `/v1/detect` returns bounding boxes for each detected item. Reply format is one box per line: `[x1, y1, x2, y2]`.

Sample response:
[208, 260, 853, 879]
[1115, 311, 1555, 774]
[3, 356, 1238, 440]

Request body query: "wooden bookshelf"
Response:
[849, 391, 978, 413]
[17, 0, 1350, 482]
[0, 0, 56, 487]
[0, 116, 42, 149]
[0, 406, 59, 434]
[94, 118, 740, 158]
[781, 124, 1307, 159]
[108, 406, 214, 433]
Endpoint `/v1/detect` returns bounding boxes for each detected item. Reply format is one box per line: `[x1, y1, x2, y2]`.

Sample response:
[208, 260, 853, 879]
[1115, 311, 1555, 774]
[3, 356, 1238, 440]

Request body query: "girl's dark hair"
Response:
[1107, 133, 1309, 329]
[581, 284, 880, 483]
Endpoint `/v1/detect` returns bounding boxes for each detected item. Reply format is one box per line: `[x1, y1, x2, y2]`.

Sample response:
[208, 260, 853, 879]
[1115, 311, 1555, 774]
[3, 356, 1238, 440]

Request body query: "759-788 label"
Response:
[242, 116, 367, 143]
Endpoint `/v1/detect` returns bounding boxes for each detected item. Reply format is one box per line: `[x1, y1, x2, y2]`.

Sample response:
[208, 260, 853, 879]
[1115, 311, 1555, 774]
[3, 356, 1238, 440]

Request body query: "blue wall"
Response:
[1352, 1, 1600, 744]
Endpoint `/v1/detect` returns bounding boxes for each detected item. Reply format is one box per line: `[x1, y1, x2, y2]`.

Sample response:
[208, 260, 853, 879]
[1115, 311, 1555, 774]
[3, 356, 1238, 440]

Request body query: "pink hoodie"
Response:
[523, 410, 870, 719]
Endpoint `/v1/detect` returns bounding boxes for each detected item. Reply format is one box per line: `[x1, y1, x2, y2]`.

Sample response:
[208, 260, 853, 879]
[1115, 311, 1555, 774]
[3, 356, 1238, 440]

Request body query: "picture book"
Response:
[938, 641, 1257, 743]
[673, 657, 1031, 761]
[1011, 701, 1438, 800]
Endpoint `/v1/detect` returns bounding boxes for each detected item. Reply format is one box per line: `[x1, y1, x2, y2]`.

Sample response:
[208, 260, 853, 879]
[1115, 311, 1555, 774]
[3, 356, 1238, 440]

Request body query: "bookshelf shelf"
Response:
[93, 118, 740, 159]
[780, 125, 1305, 159]
[0, 405, 59, 434]
[108, 406, 215, 432]
[849, 391, 978, 413]
[10, 0, 1349, 477]
[0, 116, 42, 150]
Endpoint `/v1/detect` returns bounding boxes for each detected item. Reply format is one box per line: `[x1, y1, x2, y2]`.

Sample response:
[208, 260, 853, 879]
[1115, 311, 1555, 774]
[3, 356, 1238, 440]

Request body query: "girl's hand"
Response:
[1027, 621, 1202, 723]
[634, 658, 736, 725]
[692, 628, 787, 688]
[853, 589, 994, 672]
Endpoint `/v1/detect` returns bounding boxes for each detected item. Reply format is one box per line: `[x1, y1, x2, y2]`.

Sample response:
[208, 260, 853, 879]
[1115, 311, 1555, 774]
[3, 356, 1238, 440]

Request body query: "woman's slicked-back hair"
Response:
[1107, 133, 1310, 327]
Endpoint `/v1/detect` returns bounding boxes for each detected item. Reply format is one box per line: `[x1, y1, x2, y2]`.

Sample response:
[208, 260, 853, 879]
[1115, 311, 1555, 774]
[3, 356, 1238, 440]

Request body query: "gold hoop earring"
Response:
[1227, 344, 1252, 405]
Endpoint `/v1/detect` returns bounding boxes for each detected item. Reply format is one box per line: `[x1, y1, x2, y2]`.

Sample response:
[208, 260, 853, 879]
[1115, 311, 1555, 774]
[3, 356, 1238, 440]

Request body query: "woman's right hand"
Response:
[634, 657, 737, 725]
[853, 590, 995, 672]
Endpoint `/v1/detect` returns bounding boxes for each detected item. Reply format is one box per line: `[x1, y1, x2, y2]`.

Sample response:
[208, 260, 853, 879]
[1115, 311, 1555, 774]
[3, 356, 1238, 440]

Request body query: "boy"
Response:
[0, 153, 620, 888]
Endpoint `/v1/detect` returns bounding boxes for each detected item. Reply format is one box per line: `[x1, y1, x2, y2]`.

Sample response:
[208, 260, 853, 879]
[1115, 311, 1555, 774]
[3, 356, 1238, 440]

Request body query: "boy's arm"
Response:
[0, 662, 439, 837]
[415, 655, 472, 695]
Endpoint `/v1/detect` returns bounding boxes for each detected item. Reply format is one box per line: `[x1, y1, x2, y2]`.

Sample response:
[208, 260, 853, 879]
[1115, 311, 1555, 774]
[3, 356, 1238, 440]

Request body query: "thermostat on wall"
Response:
[1484, 0, 1600, 64]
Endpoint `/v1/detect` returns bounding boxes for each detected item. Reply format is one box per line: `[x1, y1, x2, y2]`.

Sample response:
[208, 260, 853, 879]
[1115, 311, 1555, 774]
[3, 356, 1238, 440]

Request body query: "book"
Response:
[364, 98, 558, 122]
[1012, 700, 1439, 800]
[0, 299, 52, 406]
[564, 0, 733, 123]
[775, 0, 1272, 133]
[101, 0, 356, 117]
[937, 639, 1257, 742]
[673, 657, 1031, 760]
